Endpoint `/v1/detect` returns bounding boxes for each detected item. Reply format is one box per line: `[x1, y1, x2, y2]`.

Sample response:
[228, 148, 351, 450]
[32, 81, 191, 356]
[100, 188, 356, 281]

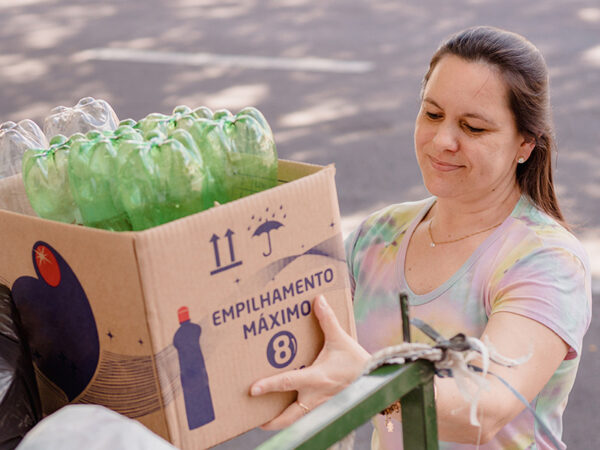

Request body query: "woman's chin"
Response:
[422, 180, 462, 199]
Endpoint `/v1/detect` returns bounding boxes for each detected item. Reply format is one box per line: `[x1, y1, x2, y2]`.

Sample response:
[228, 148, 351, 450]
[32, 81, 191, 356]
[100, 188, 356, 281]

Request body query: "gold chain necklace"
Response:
[427, 219, 503, 248]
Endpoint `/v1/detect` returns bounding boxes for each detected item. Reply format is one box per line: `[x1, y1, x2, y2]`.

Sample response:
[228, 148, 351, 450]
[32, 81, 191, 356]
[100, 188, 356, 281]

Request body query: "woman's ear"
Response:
[518, 136, 536, 162]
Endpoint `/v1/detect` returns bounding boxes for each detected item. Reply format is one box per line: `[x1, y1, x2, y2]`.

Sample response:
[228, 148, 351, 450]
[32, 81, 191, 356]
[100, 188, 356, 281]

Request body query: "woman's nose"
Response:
[432, 122, 459, 152]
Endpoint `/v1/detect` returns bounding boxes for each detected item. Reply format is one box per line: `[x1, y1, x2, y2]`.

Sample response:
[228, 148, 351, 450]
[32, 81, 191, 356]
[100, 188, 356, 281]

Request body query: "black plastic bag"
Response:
[0, 283, 41, 449]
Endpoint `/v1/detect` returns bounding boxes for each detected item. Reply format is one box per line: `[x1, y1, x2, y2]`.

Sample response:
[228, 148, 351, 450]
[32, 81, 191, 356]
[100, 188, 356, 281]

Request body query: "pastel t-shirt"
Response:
[345, 196, 592, 450]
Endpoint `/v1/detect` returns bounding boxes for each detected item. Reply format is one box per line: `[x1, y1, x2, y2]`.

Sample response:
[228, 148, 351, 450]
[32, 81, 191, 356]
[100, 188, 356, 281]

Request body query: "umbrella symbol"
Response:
[253, 220, 284, 256]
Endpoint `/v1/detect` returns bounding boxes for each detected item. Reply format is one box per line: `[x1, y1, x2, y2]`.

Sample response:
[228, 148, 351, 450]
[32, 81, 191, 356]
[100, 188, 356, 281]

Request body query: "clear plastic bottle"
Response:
[43, 97, 119, 140]
[0, 119, 47, 179]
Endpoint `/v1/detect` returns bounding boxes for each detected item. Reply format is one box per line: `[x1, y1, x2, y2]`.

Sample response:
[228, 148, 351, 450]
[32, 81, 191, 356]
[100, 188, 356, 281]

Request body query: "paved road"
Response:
[1, 1, 599, 448]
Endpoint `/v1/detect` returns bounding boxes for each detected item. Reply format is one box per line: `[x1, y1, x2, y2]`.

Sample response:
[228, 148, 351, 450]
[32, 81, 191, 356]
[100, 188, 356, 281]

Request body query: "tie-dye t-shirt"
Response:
[345, 196, 592, 450]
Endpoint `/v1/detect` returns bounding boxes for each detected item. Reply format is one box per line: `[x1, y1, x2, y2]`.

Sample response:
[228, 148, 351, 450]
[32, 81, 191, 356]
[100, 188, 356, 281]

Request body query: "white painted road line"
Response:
[72, 48, 374, 74]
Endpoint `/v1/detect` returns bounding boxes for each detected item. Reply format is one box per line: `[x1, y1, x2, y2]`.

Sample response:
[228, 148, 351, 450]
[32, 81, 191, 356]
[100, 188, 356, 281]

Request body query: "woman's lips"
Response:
[429, 155, 464, 172]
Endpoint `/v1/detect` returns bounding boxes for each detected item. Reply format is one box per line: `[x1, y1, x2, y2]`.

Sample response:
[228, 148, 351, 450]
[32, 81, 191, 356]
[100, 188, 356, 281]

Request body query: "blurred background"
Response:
[1, 0, 598, 448]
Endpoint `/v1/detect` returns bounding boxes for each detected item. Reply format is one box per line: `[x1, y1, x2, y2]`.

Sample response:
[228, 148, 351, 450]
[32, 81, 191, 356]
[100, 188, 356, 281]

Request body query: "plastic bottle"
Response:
[171, 106, 278, 204]
[22, 135, 83, 225]
[0, 119, 48, 179]
[68, 130, 132, 231]
[43, 97, 119, 140]
[133, 112, 170, 140]
[22, 104, 277, 231]
[116, 130, 210, 230]
[200, 117, 235, 204]
[118, 118, 137, 128]
[217, 107, 278, 201]
[168, 107, 226, 207]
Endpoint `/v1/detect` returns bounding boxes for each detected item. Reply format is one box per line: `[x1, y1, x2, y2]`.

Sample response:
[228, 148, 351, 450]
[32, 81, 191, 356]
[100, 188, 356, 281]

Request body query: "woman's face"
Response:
[414, 55, 531, 202]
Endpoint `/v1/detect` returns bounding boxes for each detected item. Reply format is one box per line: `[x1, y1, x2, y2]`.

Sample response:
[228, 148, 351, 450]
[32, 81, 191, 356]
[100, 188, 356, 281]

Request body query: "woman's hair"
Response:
[422, 26, 567, 226]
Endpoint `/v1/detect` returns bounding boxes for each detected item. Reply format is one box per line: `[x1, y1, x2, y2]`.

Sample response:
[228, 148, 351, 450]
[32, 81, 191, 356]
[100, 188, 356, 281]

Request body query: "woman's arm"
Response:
[434, 310, 568, 443]
[250, 298, 568, 444]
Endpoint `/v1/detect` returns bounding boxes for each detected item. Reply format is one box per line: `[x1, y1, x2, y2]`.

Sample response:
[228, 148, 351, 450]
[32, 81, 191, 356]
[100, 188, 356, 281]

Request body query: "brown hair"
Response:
[422, 26, 567, 226]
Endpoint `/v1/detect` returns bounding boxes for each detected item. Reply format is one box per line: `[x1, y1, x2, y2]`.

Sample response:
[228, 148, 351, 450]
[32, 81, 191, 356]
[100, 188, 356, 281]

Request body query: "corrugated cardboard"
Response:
[0, 160, 355, 449]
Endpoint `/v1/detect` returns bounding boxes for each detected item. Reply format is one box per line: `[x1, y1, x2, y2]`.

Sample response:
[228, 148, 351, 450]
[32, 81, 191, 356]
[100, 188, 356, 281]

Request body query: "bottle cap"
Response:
[178, 306, 190, 323]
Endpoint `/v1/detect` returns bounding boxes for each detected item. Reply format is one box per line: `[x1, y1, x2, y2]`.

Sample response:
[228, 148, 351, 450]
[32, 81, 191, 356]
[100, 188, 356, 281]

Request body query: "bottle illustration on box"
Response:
[173, 306, 215, 429]
[11, 241, 100, 402]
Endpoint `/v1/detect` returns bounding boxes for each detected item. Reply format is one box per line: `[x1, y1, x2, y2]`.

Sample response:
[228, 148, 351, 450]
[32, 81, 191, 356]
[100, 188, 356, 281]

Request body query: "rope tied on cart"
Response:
[362, 317, 563, 449]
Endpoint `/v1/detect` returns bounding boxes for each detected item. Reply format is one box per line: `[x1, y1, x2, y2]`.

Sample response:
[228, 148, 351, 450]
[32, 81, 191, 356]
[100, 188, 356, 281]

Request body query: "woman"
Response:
[251, 26, 592, 449]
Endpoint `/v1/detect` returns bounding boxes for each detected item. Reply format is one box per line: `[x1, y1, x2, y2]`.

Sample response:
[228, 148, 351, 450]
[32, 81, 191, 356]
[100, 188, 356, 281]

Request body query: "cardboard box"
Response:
[0, 161, 355, 449]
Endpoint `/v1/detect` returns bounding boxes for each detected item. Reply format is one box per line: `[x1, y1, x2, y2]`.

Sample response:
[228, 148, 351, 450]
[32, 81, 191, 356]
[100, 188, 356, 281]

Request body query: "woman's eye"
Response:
[464, 123, 485, 133]
[425, 112, 442, 120]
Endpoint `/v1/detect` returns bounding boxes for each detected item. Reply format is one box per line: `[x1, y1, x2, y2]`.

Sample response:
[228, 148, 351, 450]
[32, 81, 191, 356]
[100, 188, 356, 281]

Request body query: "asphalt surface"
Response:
[1, 1, 599, 448]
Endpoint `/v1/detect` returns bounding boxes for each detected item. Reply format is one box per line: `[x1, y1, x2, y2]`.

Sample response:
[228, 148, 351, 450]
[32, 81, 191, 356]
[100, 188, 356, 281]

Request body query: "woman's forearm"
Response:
[433, 375, 520, 444]
[384, 374, 517, 444]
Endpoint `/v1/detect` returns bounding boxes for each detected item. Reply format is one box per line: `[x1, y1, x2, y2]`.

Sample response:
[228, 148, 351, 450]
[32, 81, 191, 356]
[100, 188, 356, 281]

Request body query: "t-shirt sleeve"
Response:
[489, 246, 592, 359]
[344, 227, 361, 298]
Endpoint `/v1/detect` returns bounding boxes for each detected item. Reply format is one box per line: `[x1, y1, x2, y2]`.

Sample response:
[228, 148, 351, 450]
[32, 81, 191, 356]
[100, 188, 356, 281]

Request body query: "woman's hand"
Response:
[249, 294, 371, 430]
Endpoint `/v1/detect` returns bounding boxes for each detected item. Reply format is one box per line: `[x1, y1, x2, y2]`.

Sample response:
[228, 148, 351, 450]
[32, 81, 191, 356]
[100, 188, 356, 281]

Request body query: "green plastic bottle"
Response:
[116, 130, 210, 230]
[134, 112, 170, 140]
[217, 107, 278, 201]
[68, 130, 133, 231]
[171, 113, 230, 207]
[171, 106, 278, 205]
[118, 118, 137, 128]
[22, 105, 278, 231]
[22, 135, 83, 225]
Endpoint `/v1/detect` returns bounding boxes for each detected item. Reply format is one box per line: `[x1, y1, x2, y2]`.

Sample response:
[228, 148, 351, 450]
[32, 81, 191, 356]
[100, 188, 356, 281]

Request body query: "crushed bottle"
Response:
[171, 106, 278, 204]
[21, 104, 278, 232]
[116, 129, 211, 230]
[22, 135, 83, 225]
[0, 120, 47, 179]
[67, 127, 138, 231]
[43, 97, 119, 140]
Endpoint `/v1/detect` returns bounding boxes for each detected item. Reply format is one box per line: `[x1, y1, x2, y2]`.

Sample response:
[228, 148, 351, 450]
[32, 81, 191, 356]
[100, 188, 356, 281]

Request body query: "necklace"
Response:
[427, 219, 503, 247]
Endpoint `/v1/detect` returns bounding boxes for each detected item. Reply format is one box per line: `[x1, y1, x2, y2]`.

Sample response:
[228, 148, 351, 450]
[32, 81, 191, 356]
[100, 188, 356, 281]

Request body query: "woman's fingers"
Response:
[251, 295, 346, 397]
[313, 294, 346, 343]
[250, 368, 311, 396]
[260, 400, 310, 430]
[249, 295, 370, 432]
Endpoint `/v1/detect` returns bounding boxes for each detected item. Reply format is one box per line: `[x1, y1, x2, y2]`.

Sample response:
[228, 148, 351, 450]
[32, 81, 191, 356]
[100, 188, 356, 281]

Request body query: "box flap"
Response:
[277, 159, 324, 183]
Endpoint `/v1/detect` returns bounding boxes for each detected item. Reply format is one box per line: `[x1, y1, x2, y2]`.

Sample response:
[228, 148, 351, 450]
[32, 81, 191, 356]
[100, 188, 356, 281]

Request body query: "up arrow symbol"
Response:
[209, 230, 243, 276]
[210, 233, 221, 268]
[224, 229, 236, 263]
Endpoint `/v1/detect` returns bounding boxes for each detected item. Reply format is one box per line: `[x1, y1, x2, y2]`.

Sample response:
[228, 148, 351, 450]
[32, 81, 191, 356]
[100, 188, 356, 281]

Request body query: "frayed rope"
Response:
[362, 318, 562, 449]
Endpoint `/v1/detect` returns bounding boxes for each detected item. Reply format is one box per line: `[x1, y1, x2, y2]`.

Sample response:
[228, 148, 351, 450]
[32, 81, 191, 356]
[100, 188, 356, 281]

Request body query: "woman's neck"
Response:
[430, 186, 521, 233]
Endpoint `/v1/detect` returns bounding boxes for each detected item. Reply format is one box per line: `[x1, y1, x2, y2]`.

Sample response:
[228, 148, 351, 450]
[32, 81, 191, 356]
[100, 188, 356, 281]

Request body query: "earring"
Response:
[518, 157, 525, 164]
